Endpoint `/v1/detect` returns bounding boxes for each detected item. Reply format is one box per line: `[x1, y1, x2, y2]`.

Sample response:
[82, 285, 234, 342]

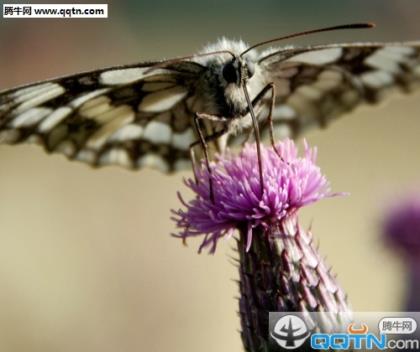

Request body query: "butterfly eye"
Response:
[222, 62, 238, 84]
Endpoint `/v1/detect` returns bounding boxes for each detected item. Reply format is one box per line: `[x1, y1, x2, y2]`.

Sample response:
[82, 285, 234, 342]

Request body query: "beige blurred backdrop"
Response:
[1, 1, 420, 351]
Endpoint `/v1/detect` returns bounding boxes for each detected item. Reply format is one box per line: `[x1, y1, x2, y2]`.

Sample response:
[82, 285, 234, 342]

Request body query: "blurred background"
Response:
[1, 0, 420, 351]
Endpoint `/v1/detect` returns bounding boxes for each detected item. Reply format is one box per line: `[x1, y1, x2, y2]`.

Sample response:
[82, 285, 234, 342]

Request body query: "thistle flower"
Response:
[382, 195, 420, 311]
[172, 140, 351, 351]
[172, 139, 333, 253]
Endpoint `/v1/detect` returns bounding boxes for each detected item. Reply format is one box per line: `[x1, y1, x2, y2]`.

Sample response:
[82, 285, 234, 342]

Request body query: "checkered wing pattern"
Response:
[0, 61, 204, 173]
[255, 42, 420, 141]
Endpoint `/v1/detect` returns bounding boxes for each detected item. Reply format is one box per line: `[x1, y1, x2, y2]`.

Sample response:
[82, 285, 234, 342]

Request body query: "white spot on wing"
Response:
[172, 129, 195, 150]
[99, 148, 131, 167]
[361, 70, 393, 88]
[381, 46, 415, 57]
[100, 68, 147, 85]
[365, 49, 401, 74]
[13, 85, 65, 114]
[12, 83, 52, 98]
[137, 153, 169, 173]
[70, 88, 109, 109]
[138, 86, 188, 112]
[12, 83, 59, 104]
[109, 124, 143, 142]
[56, 140, 76, 157]
[38, 107, 72, 132]
[99, 68, 170, 85]
[143, 121, 172, 144]
[272, 105, 296, 121]
[76, 149, 96, 163]
[286, 48, 343, 65]
[10, 107, 52, 128]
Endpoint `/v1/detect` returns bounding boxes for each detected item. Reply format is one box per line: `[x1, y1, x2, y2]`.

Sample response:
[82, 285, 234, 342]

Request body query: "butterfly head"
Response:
[222, 57, 255, 86]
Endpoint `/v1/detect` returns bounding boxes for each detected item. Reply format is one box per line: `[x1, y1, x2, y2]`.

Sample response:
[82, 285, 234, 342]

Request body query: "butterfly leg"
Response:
[191, 112, 228, 203]
[189, 125, 223, 186]
[242, 84, 266, 196]
[251, 82, 284, 160]
[241, 83, 284, 159]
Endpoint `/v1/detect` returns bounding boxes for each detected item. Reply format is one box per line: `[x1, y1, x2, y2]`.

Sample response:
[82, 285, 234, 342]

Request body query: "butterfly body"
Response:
[1, 28, 420, 172]
[191, 39, 265, 129]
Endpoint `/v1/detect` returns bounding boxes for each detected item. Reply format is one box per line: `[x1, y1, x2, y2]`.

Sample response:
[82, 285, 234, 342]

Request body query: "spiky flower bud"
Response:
[172, 140, 351, 351]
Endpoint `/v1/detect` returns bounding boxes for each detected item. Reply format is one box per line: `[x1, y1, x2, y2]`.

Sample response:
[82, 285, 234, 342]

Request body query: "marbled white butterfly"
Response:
[1, 23, 419, 177]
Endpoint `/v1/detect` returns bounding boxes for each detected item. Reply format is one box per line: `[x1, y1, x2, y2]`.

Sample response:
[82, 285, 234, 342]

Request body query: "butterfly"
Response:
[1, 23, 420, 178]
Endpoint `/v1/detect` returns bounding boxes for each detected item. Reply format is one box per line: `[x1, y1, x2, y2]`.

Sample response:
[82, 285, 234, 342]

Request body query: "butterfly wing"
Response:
[251, 42, 420, 140]
[0, 61, 204, 172]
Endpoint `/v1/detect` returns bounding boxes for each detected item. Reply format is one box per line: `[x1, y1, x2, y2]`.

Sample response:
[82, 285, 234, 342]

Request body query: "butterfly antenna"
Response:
[144, 50, 236, 74]
[240, 22, 375, 57]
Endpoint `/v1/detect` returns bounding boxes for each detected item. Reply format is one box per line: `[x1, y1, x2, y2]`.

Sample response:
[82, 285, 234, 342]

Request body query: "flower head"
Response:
[383, 194, 420, 258]
[172, 139, 335, 253]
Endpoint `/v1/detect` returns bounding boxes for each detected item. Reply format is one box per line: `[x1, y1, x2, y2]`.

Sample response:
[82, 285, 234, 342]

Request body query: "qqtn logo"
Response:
[311, 323, 387, 350]
[270, 314, 311, 349]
